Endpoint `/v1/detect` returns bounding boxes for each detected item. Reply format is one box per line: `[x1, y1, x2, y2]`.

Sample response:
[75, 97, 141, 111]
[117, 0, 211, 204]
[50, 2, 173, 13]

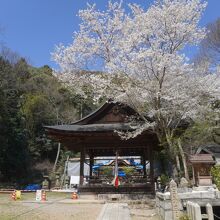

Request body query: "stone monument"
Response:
[169, 179, 181, 220]
[65, 176, 70, 189]
[180, 177, 188, 188]
[178, 177, 191, 193]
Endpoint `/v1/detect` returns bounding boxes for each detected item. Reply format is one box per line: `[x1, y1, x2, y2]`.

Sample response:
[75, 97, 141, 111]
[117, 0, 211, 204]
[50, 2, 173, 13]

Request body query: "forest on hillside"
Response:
[0, 12, 220, 187]
[0, 47, 97, 186]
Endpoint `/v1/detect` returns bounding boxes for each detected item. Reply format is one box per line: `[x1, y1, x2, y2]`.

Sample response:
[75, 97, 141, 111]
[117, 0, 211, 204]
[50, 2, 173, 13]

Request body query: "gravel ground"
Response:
[0, 192, 103, 220]
[129, 199, 160, 220]
[130, 207, 160, 220]
[0, 192, 160, 220]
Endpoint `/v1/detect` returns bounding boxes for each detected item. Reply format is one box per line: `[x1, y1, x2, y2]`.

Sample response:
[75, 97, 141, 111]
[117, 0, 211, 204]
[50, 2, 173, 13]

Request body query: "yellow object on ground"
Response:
[16, 190, 21, 199]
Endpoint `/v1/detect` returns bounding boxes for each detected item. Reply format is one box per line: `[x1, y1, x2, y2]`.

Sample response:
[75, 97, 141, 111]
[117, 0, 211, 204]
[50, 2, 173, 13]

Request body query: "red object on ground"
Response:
[72, 192, 78, 199]
[41, 190, 46, 201]
[11, 190, 16, 200]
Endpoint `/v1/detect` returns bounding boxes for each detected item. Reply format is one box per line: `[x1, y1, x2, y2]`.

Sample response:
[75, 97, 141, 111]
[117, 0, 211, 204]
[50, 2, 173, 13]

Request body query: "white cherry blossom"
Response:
[52, 0, 220, 151]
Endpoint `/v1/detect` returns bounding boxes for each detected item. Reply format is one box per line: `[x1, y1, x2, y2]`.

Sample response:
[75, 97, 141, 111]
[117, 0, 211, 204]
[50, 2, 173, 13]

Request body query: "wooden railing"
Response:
[88, 175, 151, 185]
[79, 183, 155, 194]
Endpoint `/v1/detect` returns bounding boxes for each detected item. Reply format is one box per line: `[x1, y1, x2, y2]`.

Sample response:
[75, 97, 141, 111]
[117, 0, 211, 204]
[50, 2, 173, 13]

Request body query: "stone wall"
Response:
[98, 193, 153, 201]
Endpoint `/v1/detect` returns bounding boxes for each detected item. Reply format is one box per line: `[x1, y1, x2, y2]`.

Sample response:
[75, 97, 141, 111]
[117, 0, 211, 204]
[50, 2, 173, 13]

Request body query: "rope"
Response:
[10, 194, 70, 220]
[214, 214, 220, 220]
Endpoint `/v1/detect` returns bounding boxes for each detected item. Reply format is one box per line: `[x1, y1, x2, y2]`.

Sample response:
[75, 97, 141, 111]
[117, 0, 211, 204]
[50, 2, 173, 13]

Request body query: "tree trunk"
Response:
[61, 155, 70, 188]
[165, 132, 178, 178]
[177, 138, 189, 181]
[176, 155, 181, 172]
[53, 142, 61, 172]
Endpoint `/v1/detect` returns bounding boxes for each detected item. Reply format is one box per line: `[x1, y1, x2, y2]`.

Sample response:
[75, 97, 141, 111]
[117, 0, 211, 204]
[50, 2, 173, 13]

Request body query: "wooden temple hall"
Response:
[45, 102, 159, 194]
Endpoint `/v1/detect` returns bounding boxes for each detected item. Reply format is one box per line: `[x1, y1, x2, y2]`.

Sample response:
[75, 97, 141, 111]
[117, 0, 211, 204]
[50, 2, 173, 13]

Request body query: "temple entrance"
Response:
[45, 102, 159, 194]
[81, 154, 154, 194]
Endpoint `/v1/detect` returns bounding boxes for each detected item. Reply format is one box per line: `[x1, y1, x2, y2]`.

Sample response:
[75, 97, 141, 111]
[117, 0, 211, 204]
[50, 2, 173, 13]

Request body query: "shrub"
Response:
[211, 165, 220, 190]
[160, 174, 170, 186]
[179, 213, 190, 220]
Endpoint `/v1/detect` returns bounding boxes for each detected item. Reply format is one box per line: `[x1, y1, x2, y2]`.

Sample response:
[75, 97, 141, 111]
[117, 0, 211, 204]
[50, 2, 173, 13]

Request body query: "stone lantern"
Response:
[55, 172, 60, 188]
[42, 175, 50, 189]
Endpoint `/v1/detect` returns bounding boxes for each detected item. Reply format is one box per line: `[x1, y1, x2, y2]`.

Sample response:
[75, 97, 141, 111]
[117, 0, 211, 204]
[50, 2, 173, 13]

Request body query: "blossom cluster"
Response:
[52, 0, 220, 138]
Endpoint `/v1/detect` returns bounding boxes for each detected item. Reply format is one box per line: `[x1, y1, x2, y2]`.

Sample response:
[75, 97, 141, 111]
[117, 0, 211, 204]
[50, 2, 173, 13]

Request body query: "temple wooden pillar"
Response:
[192, 166, 195, 185]
[143, 150, 147, 178]
[148, 147, 154, 184]
[89, 154, 94, 178]
[149, 147, 154, 184]
[80, 148, 85, 185]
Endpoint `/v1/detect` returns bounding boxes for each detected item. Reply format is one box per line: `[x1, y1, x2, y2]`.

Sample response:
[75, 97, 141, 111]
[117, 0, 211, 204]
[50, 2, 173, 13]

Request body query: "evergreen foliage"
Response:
[211, 165, 220, 190]
[0, 54, 96, 186]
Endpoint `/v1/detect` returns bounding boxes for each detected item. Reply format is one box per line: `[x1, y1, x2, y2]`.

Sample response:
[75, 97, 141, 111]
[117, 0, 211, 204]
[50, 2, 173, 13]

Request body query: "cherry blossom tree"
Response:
[52, 0, 220, 178]
[195, 18, 220, 71]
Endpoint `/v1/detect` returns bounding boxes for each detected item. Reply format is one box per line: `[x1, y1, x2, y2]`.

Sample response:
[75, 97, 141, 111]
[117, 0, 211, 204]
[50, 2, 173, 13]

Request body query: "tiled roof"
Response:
[189, 154, 216, 164]
[44, 123, 134, 132]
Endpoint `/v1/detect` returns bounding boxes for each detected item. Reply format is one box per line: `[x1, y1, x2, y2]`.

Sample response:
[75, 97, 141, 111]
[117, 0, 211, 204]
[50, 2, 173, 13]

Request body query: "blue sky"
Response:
[0, 0, 219, 68]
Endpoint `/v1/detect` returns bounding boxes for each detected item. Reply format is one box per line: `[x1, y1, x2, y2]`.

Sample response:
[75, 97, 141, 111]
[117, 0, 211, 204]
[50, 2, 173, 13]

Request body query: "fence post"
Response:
[206, 203, 214, 220]
[186, 201, 202, 220]
[186, 201, 193, 220]
[193, 203, 202, 220]
[186, 201, 190, 217]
